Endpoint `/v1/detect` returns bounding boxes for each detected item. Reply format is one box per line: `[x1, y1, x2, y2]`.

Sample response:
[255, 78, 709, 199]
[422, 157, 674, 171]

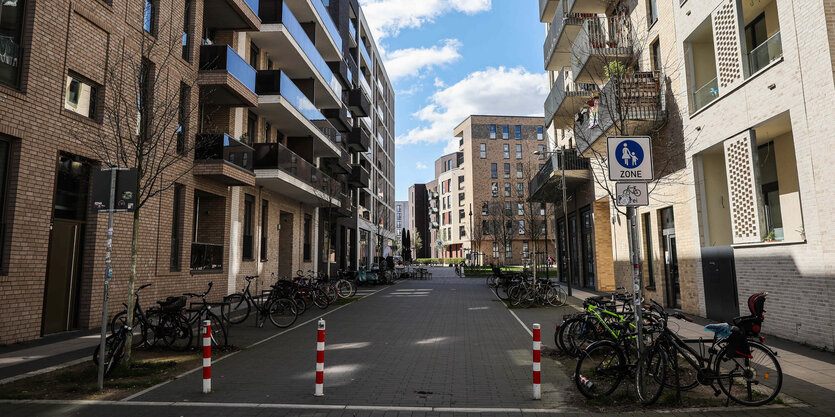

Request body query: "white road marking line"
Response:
[122, 283, 394, 402]
[468, 307, 489, 310]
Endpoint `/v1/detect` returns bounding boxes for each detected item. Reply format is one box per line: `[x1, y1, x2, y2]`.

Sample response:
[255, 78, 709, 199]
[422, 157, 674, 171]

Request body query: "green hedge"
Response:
[413, 258, 465, 265]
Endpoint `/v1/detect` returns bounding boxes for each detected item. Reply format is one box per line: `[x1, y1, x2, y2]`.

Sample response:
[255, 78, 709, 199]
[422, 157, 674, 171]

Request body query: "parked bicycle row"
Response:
[487, 266, 567, 307]
[555, 290, 781, 407]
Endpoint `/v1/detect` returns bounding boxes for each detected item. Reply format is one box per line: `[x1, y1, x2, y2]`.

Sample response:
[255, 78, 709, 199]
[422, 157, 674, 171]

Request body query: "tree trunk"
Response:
[124, 206, 141, 364]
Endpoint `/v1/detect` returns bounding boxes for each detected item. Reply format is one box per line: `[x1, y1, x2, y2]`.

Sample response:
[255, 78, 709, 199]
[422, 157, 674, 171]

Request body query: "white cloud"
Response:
[416, 162, 428, 169]
[359, 0, 491, 41]
[442, 139, 459, 154]
[397, 66, 549, 145]
[384, 39, 461, 81]
[433, 77, 446, 88]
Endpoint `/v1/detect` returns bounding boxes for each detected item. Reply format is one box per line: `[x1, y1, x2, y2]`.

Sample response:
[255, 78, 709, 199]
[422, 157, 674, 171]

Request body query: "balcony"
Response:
[359, 73, 372, 101]
[748, 31, 782, 74]
[193, 133, 256, 186]
[543, 1, 586, 71]
[574, 71, 666, 155]
[252, 1, 341, 109]
[322, 104, 352, 132]
[282, 0, 343, 60]
[348, 165, 370, 188]
[348, 20, 357, 48]
[544, 70, 599, 129]
[322, 150, 351, 174]
[253, 142, 342, 206]
[254, 70, 339, 156]
[336, 192, 353, 217]
[347, 125, 370, 152]
[198, 45, 257, 107]
[348, 87, 371, 117]
[691, 77, 718, 114]
[204, 0, 260, 31]
[359, 39, 372, 70]
[528, 150, 591, 202]
[571, 16, 633, 84]
[539, 0, 558, 23]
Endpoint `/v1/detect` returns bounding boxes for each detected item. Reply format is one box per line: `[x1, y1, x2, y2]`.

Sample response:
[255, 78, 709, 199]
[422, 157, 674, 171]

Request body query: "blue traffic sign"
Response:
[607, 136, 653, 181]
[615, 140, 644, 169]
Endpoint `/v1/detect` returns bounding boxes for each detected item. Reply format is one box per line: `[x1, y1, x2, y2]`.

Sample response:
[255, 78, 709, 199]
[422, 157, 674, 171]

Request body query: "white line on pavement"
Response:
[122, 284, 394, 402]
[491, 287, 533, 337]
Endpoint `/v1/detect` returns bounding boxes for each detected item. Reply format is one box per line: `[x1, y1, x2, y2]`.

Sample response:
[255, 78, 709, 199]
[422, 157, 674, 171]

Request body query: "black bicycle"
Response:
[223, 275, 298, 328]
[93, 323, 130, 377]
[110, 283, 155, 348]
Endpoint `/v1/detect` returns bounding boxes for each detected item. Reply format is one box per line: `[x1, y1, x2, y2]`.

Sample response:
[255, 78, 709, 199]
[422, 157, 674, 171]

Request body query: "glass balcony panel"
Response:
[195, 133, 254, 171]
[748, 31, 782, 74]
[279, 2, 341, 95]
[359, 73, 372, 98]
[349, 21, 357, 44]
[692, 77, 718, 113]
[244, 0, 259, 15]
[312, 0, 342, 50]
[200, 45, 256, 93]
[360, 39, 372, 67]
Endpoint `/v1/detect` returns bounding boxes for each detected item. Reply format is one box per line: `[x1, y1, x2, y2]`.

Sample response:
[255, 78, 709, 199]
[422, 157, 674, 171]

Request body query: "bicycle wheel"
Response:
[635, 346, 667, 405]
[311, 289, 330, 309]
[715, 342, 782, 406]
[223, 293, 250, 325]
[553, 286, 568, 306]
[574, 341, 626, 399]
[321, 284, 337, 304]
[566, 318, 602, 357]
[659, 340, 699, 391]
[494, 283, 511, 301]
[294, 295, 307, 315]
[161, 314, 192, 351]
[92, 333, 126, 377]
[556, 316, 581, 353]
[206, 312, 227, 347]
[111, 310, 148, 348]
[268, 297, 298, 328]
[336, 280, 353, 298]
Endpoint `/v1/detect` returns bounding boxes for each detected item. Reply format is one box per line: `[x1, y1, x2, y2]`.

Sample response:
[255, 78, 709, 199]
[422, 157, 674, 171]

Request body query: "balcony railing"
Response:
[691, 77, 718, 113]
[571, 15, 633, 81]
[261, 2, 341, 95]
[255, 70, 335, 137]
[253, 142, 338, 195]
[748, 31, 782, 74]
[312, 0, 342, 50]
[199, 44, 256, 93]
[190, 242, 223, 271]
[194, 133, 254, 170]
[360, 39, 372, 67]
[529, 150, 590, 198]
[359, 73, 372, 100]
[544, 70, 599, 127]
[348, 21, 357, 46]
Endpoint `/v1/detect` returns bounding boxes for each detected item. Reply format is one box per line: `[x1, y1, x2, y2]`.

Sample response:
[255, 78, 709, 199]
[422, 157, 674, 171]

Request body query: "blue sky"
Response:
[360, 0, 549, 201]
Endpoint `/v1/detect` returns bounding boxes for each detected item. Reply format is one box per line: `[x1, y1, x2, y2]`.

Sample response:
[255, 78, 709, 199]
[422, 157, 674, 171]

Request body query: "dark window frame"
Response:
[642, 212, 655, 289]
[170, 183, 185, 271]
[0, 0, 27, 89]
[242, 194, 254, 260]
[303, 213, 312, 262]
[177, 82, 190, 155]
[260, 199, 269, 261]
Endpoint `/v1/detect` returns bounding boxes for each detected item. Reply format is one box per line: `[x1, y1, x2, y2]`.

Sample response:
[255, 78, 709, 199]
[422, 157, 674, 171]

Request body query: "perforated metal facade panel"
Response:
[711, 0, 747, 93]
[723, 130, 764, 243]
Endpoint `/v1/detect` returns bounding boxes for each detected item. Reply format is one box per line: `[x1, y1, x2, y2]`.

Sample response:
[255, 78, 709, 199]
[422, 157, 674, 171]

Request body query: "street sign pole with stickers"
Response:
[607, 136, 653, 356]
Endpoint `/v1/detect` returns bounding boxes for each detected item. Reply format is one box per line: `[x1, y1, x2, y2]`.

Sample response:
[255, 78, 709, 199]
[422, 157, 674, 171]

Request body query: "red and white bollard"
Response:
[202, 319, 211, 393]
[533, 323, 541, 400]
[315, 318, 325, 396]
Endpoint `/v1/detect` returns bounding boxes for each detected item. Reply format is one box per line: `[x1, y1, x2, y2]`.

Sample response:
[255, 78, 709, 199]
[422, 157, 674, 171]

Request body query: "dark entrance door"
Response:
[278, 212, 294, 278]
[580, 207, 595, 288]
[556, 218, 567, 282]
[701, 245, 739, 322]
[43, 155, 90, 335]
[660, 207, 681, 308]
[568, 214, 580, 287]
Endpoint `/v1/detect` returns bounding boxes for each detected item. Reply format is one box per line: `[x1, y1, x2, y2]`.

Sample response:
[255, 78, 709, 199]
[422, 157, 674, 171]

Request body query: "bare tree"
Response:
[73, 8, 201, 363]
[486, 199, 513, 265]
[411, 228, 423, 259]
[470, 206, 485, 266]
[520, 162, 548, 279]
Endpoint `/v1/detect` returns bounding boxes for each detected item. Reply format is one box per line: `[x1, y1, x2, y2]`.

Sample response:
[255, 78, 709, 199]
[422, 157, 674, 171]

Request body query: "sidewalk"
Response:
[0, 329, 101, 384]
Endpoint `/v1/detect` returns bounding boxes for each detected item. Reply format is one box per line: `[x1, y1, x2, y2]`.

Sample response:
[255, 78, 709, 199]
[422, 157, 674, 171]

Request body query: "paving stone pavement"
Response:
[1, 267, 832, 416]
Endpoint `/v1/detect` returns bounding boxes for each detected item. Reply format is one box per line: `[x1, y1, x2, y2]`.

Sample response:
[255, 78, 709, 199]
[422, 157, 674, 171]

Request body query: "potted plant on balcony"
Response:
[762, 229, 777, 243]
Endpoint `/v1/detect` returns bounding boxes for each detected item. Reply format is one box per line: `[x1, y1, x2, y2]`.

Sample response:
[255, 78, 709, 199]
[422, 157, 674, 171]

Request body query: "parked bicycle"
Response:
[93, 322, 130, 377]
[223, 275, 298, 328]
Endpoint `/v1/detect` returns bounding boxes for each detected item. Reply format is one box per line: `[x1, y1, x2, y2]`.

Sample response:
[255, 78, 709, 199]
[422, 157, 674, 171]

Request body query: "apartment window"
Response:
[505, 238, 512, 259]
[517, 183, 524, 198]
[515, 125, 521, 139]
[758, 141, 783, 239]
[517, 202, 524, 216]
[243, 194, 254, 260]
[540, 202, 546, 216]
[246, 111, 257, 145]
[459, 225, 466, 238]
[64, 74, 98, 119]
[493, 242, 499, 259]
[458, 175, 465, 189]
[303, 214, 312, 261]
[503, 163, 510, 179]
[642, 212, 655, 288]
[170, 184, 185, 271]
[482, 202, 488, 216]
[260, 200, 269, 261]
[502, 125, 509, 139]
[459, 192, 464, 205]
[650, 38, 661, 72]
[177, 83, 190, 155]
[144, 0, 157, 34]
[537, 145, 545, 157]
[504, 183, 511, 197]
[489, 124, 496, 139]
[182, 1, 192, 61]
[459, 209, 465, 220]
[483, 220, 490, 235]
[518, 220, 525, 235]
[0, 0, 25, 88]
[492, 182, 498, 197]
[249, 42, 260, 69]
[516, 163, 523, 179]
[503, 144, 509, 159]
[523, 241, 529, 258]
[479, 143, 486, 158]
[490, 163, 497, 179]
[537, 126, 544, 141]
[505, 201, 512, 216]
[516, 144, 522, 159]
[647, 0, 658, 27]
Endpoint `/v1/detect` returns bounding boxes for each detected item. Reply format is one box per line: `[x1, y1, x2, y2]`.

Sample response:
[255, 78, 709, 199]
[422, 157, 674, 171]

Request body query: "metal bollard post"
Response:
[203, 320, 211, 393]
[533, 323, 541, 400]
[315, 318, 325, 396]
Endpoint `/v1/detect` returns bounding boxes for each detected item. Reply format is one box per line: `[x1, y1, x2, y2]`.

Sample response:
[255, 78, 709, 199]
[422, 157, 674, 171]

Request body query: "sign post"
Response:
[92, 167, 137, 391]
[608, 137, 653, 357]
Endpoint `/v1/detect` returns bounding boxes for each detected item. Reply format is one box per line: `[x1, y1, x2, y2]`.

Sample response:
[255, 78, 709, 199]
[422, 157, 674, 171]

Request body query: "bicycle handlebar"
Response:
[136, 283, 152, 292]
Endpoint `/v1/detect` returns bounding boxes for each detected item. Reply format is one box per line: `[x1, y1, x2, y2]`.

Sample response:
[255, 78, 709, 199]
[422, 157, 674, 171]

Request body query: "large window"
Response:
[537, 126, 544, 141]
[503, 144, 509, 159]
[493, 242, 499, 259]
[170, 184, 185, 271]
[650, 38, 661, 72]
[758, 141, 782, 239]
[504, 182, 511, 197]
[502, 125, 509, 139]
[243, 194, 254, 260]
[515, 125, 521, 139]
[246, 111, 257, 145]
[516, 144, 522, 159]
[642, 212, 655, 288]
[491, 182, 498, 197]
[490, 163, 497, 179]
[517, 202, 524, 216]
[647, 0, 658, 27]
[303, 214, 312, 261]
[479, 143, 486, 158]
[144, 0, 157, 34]
[505, 201, 512, 216]
[182, 0, 192, 61]
[489, 124, 496, 139]
[518, 220, 525, 235]
[260, 199, 269, 261]
[517, 183, 524, 198]
[0, 0, 26, 88]
[177, 83, 190, 155]
[64, 74, 98, 119]
[516, 163, 523, 178]
[503, 163, 510, 179]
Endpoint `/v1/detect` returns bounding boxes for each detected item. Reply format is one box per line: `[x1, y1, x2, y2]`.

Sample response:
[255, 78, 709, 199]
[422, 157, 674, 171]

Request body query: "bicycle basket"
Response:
[158, 296, 186, 311]
[726, 328, 752, 358]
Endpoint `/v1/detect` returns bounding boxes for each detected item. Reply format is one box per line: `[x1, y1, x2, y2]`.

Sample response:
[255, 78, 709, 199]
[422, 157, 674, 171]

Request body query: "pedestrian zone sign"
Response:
[607, 136, 653, 181]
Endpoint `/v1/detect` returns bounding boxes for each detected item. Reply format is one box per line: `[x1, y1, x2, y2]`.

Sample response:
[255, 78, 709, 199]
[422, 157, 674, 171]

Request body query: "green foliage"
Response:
[604, 61, 630, 78]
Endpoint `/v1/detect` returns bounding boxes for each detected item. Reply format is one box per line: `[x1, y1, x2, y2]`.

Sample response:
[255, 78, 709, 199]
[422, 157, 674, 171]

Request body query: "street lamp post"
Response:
[534, 147, 572, 297]
[468, 204, 473, 266]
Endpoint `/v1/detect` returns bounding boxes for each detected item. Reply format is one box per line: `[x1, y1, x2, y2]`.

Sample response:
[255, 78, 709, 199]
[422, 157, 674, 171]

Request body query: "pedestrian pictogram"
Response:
[607, 136, 653, 181]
